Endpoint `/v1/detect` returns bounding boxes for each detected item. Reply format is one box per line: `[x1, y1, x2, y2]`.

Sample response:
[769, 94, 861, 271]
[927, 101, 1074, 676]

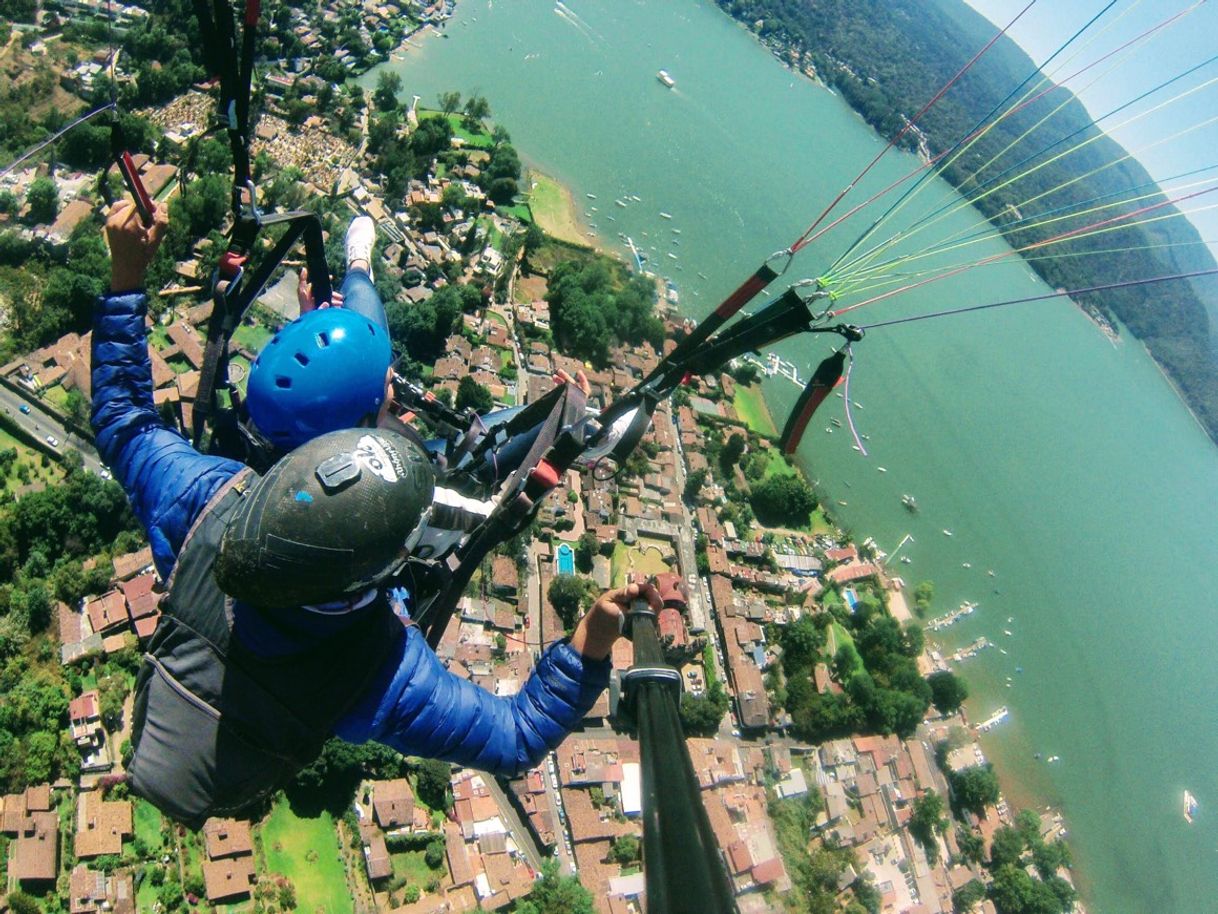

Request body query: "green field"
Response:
[733, 385, 777, 436]
[826, 623, 861, 676]
[390, 849, 434, 886]
[133, 799, 164, 855]
[418, 110, 494, 149]
[233, 323, 273, 353]
[610, 538, 672, 587]
[0, 427, 64, 494]
[525, 170, 586, 246]
[260, 800, 352, 914]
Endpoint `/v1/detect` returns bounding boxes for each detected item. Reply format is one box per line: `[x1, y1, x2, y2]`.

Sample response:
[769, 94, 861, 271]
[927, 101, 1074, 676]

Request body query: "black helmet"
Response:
[215, 428, 435, 607]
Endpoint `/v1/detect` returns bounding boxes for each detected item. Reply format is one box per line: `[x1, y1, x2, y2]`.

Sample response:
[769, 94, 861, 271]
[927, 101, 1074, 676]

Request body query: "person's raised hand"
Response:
[297, 267, 344, 313]
[554, 368, 591, 397]
[106, 200, 169, 293]
[570, 576, 662, 661]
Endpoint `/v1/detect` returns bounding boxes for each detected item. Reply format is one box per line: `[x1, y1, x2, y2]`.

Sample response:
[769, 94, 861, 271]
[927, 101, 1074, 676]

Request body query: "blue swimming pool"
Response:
[556, 543, 575, 576]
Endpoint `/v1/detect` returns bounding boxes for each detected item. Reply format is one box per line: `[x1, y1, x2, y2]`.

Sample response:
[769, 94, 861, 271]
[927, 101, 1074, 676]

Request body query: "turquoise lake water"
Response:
[370, 2, 1218, 909]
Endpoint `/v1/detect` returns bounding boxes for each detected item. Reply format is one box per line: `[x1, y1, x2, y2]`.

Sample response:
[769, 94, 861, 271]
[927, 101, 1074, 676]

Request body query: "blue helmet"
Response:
[246, 309, 393, 451]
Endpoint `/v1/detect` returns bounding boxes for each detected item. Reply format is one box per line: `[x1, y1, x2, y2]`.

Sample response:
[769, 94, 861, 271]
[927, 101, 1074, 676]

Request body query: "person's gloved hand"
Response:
[106, 200, 169, 293]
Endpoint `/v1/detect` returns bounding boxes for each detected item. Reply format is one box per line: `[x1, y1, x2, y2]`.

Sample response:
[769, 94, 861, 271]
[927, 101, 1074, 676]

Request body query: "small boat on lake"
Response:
[659, 211, 673, 219]
[1185, 790, 1199, 823]
[901, 494, 919, 512]
[657, 69, 676, 88]
[586, 193, 597, 199]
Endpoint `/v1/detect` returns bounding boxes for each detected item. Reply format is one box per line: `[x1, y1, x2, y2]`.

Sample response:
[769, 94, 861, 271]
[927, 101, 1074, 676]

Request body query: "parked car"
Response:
[45, 435, 59, 448]
[18, 404, 30, 415]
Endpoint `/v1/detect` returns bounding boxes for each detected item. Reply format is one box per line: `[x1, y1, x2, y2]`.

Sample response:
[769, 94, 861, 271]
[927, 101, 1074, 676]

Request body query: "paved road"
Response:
[0, 383, 106, 475]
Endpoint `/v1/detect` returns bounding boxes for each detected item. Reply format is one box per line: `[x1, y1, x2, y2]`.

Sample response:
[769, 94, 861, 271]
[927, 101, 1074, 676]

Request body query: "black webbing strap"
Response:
[416, 382, 587, 646]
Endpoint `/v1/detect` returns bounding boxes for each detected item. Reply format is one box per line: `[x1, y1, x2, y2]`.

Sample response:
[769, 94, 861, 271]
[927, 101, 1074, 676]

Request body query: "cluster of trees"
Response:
[0, 442, 144, 792]
[0, 216, 112, 358]
[386, 281, 480, 369]
[953, 808, 1075, 914]
[715, 0, 1218, 443]
[779, 592, 939, 742]
[769, 789, 874, 913]
[545, 259, 664, 366]
[750, 473, 817, 527]
[546, 574, 600, 630]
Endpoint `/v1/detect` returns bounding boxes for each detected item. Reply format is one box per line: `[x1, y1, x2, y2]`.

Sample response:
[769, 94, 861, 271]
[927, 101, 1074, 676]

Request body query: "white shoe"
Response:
[346, 215, 376, 281]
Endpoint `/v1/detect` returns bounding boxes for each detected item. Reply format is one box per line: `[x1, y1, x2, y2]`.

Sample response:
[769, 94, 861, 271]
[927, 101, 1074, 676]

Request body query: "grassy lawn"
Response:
[826, 623, 861, 675]
[390, 849, 435, 886]
[233, 322, 273, 352]
[42, 385, 69, 411]
[485, 309, 509, 332]
[149, 325, 172, 351]
[166, 355, 192, 375]
[762, 447, 796, 480]
[610, 539, 671, 587]
[136, 875, 158, 913]
[0, 427, 64, 494]
[260, 800, 353, 914]
[733, 385, 777, 436]
[419, 110, 494, 149]
[133, 799, 164, 854]
[525, 170, 586, 246]
[500, 202, 532, 222]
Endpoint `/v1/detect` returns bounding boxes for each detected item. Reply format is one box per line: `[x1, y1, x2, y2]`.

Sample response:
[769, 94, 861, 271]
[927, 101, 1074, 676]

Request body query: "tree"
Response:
[949, 764, 1001, 817]
[374, 71, 402, 111]
[513, 860, 595, 914]
[424, 837, 446, 869]
[781, 615, 824, 673]
[415, 758, 452, 812]
[7, 893, 40, 914]
[719, 433, 746, 475]
[927, 670, 968, 715]
[750, 474, 817, 527]
[574, 532, 598, 573]
[682, 468, 707, 503]
[679, 685, 729, 736]
[956, 829, 986, 866]
[909, 791, 947, 863]
[988, 864, 1063, 914]
[403, 885, 421, 903]
[26, 177, 58, 224]
[462, 93, 491, 124]
[609, 834, 640, 864]
[438, 90, 462, 115]
[456, 376, 493, 412]
[952, 879, 987, 913]
[988, 825, 1025, 869]
[547, 574, 589, 628]
[98, 675, 127, 730]
[913, 580, 934, 616]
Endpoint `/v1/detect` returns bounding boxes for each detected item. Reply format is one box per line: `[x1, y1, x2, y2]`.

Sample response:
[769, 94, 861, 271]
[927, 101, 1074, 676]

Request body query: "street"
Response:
[0, 382, 107, 475]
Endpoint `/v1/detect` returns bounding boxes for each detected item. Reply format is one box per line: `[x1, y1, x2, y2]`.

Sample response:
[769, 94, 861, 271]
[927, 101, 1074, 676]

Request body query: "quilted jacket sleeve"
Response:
[334, 625, 611, 776]
[91, 291, 244, 579]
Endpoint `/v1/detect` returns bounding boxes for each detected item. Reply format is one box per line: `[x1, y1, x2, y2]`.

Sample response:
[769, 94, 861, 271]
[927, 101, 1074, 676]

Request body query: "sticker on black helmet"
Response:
[354, 434, 405, 483]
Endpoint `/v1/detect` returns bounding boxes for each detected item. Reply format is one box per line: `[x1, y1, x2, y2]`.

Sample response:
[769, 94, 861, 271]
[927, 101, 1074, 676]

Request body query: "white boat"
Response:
[667, 252, 678, 260]
[615, 199, 628, 208]
[900, 556, 911, 564]
[586, 193, 597, 199]
[657, 69, 676, 88]
[659, 211, 673, 219]
[672, 228, 682, 234]
[942, 529, 953, 537]
[1185, 790, 1198, 823]
[877, 466, 887, 473]
[962, 562, 972, 569]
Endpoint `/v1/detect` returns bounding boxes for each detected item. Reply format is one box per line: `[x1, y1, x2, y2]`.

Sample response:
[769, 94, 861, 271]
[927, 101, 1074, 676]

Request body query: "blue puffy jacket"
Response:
[91, 290, 610, 775]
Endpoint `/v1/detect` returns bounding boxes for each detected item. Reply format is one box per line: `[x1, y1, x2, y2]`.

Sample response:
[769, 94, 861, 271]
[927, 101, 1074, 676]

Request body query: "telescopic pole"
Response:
[622, 609, 739, 914]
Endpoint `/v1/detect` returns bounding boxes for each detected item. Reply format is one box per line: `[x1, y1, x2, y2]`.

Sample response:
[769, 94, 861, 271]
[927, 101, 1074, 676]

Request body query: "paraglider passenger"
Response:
[92, 200, 654, 825]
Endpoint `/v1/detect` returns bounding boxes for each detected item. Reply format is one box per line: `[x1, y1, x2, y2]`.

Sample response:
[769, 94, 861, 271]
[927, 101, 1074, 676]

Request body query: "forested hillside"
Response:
[716, 0, 1218, 439]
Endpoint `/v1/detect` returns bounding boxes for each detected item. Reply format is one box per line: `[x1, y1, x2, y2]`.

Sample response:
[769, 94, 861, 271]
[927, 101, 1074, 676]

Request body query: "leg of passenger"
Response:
[339, 269, 388, 334]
